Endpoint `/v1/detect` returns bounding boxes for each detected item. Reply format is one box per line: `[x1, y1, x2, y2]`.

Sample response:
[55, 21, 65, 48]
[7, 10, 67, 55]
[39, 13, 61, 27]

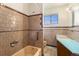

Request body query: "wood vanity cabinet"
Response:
[57, 41, 72, 56]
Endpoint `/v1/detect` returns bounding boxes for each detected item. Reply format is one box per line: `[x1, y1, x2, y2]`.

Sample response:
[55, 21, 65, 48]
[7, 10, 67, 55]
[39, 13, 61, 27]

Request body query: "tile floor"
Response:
[44, 46, 57, 56]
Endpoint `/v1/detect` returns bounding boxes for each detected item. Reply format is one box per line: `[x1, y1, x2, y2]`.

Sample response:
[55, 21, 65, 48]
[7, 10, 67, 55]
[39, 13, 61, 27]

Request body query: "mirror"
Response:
[73, 8, 79, 26]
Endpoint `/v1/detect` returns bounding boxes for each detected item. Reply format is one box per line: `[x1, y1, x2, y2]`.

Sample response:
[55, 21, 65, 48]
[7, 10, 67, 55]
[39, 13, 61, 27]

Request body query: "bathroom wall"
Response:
[0, 4, 43, 55]
[28, 14, 43, 48]
[43, 3, 79, 46]
[44, 28, 68, 46]
[0, 6, 29, 55]
[43, 3, 74, 46]
[0, 31, 28, 55]
[65, 27, 79, 42]
[29, 15, 42, 30]
[28, 30, 43, 48]
[60, 4, 79, 43]
[44, 3, 72, 27]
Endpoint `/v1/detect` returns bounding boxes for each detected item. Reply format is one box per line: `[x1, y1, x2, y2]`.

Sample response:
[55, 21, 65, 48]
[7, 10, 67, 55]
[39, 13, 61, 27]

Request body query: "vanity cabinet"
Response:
[57, 41, 72, 56]
[57, 35, 79, 56]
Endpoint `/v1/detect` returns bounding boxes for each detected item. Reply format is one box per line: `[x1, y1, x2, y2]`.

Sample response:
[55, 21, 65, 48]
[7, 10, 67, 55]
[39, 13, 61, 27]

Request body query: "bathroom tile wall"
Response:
[0, 6, 28, 31]
[28, 15, 43, 48]
[0, 6, 43, 56]
[0, 6, 29, 55]
[44, 28, 68, 46]
[29, 15, 42, 30]
[28, 30, 43, 48]
[65, 27, 79, 42]
[0, 31, 28, 56]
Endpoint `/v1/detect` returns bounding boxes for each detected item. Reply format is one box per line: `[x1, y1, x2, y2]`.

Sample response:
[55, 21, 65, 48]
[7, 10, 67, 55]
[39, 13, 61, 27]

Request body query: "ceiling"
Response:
[44, 3, 68, 8]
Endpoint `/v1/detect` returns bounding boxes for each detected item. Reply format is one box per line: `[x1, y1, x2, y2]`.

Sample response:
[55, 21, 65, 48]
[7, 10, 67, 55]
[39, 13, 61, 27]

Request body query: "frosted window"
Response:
[51, 15, 58, 24]
[44, 16, 50, 25]
[44, 15, 58, 25]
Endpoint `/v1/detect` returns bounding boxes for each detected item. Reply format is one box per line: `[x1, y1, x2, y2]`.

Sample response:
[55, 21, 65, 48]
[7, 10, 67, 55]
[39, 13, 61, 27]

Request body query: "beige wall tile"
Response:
[0, 6, 43, 56]
[44, 29, 68, 46]
[0, 31, 28, 56]
[28, 31, 43, 48]
[29, 15, 42, 30]
[0, 6, 28, 31]
[66, 27, 79, 42]
[0, 6, 29, 56]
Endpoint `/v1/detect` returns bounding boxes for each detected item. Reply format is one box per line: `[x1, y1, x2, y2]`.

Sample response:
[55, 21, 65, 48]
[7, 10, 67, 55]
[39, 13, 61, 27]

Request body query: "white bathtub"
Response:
[12, 46, 41, 56]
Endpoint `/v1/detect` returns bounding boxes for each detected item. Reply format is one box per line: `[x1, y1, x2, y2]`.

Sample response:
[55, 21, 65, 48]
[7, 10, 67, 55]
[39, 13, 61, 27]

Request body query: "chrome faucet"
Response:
[10, 40, 18, 47]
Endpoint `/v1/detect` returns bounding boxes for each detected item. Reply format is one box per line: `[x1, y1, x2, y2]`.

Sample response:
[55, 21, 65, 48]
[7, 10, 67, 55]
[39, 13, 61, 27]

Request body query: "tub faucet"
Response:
[10, 40, 18, 47]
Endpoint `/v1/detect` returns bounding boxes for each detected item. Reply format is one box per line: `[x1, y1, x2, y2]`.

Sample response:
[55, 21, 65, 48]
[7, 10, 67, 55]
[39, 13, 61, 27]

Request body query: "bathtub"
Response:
[12, 46, 41, 56]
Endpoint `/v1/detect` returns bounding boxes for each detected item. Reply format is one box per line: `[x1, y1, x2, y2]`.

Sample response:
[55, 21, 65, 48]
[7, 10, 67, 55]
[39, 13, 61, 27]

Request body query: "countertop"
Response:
[56, 35, 79, 55]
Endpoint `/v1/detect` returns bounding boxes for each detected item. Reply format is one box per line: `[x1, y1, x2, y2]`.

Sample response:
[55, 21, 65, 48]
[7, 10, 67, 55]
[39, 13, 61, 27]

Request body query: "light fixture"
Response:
[66, 6, 79, 12]
[66, 7, 73, 12]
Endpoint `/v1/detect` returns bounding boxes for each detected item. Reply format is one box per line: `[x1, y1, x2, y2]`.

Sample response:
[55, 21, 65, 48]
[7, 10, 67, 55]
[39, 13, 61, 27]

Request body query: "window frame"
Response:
[43, 14, 58, 27]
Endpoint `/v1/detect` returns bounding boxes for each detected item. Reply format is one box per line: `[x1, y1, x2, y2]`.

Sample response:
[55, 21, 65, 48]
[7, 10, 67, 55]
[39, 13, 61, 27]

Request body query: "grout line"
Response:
[0, 29, 43, 33]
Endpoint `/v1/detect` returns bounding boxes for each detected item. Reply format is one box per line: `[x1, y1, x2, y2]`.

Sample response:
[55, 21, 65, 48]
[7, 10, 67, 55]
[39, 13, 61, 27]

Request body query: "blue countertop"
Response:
[56, 35, 79, 55]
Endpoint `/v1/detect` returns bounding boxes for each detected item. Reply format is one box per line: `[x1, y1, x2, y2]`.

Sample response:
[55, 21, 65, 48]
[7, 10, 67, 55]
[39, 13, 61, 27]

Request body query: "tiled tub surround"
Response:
[28, 14, 43, 48]
[28, 30, 43, 48]
[28, 14, 43, 55]
[0, 6, 43, 56]
[0, 31, 28, 56]
[29, 15, 42, 30]
[0, 6, 28, 31]
[0, 6, 29, 56]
